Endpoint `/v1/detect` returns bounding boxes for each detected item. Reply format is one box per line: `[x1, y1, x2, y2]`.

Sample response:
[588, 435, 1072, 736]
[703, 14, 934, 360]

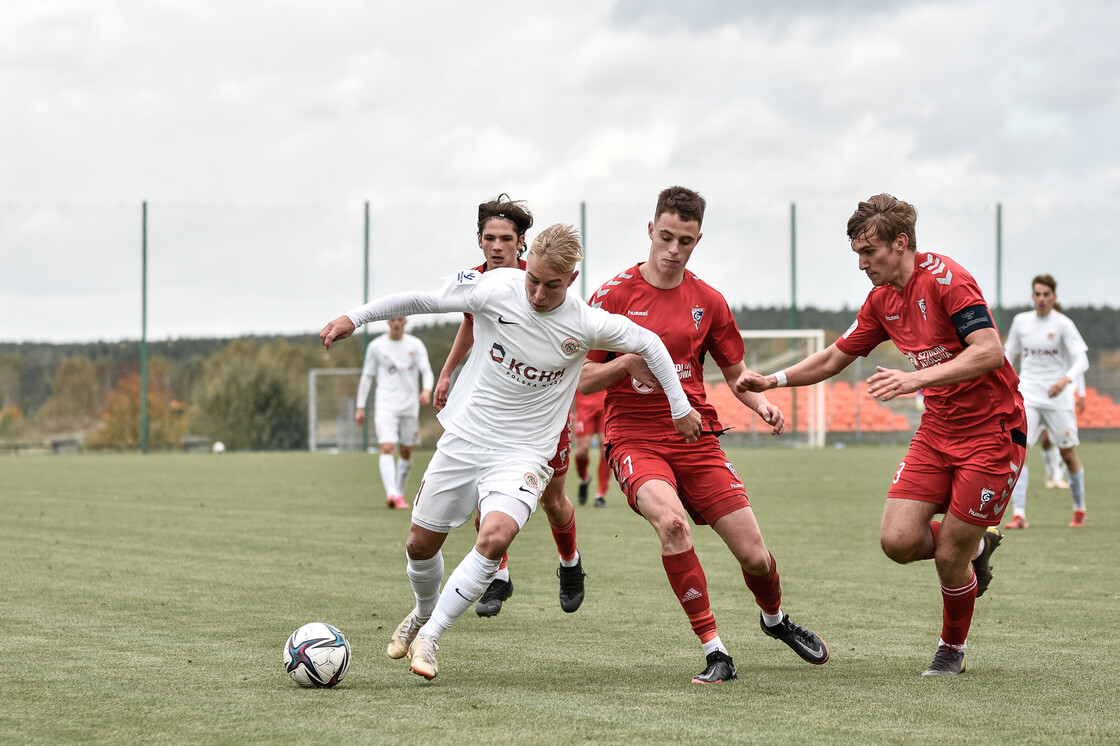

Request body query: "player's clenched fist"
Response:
[320, 315, 356, 350]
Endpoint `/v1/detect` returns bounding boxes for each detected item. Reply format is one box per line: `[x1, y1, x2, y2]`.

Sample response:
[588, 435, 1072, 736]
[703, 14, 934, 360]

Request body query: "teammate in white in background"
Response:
[1003, 274, 1090, 529]
[1039, 374, 1084, 490]
[320, 223, 701, 680]
[355, 317, 433, 509]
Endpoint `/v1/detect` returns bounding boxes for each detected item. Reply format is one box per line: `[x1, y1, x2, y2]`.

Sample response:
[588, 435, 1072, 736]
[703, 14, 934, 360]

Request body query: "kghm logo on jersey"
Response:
[691, 307, 705, 330]
[489, 342, 567, 387]
[560, 337, 580, 355]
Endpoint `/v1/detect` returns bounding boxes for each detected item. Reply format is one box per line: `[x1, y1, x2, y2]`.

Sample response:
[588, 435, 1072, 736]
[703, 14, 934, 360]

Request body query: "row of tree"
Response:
[2, 305, 1117, 450]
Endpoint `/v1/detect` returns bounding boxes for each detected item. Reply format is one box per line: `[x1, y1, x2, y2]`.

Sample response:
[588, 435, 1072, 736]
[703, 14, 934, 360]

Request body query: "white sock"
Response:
[761, 609, 785, 628]
[702, 635, 727, 657]
[1041, 444, 1061, 480]
[396, 458, 412, 497]
[421, 549, 500, 642]
[1011, 464, 1028, 518]
[1070, 468, 1086, 511]
[559, 550, 580, 568]
[494, 566, 510, 583]
[379, 453, 397, 497]
[938, 637, 966, 652]
[971, 537, 985, 561]
[406, 551, 444, 619]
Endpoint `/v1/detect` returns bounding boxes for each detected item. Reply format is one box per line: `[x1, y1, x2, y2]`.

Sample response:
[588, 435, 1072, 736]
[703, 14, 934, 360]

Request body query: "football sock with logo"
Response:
[422, 549, 500, 641]
[940, 574, 977, 648]
[1011, 464, 1029, 518]
[395, 458, 412, 497]
[663, 548, 718, 643]
[379, 454, 397, 497]
[1070, 468, 1086, 511]
[743, 552, 782, 616]
[406, 551, 444, 619]
[596, 454, 611, 497]
[548, 514, 579, 563]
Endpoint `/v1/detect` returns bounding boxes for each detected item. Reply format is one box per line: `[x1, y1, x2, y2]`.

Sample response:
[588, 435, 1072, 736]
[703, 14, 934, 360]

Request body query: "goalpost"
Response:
[308, 368, 363, 452]
[736, 329, 827, 448]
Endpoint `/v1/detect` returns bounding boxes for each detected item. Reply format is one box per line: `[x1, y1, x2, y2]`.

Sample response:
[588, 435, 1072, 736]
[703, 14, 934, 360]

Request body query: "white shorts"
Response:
[410, 431, 552, 533]
[374, 412, 421, 447]
[1025, 404, 1080, 449]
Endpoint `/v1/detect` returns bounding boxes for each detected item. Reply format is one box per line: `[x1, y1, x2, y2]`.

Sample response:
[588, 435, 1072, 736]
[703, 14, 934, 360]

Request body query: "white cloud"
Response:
[2, 0, 1119, 341]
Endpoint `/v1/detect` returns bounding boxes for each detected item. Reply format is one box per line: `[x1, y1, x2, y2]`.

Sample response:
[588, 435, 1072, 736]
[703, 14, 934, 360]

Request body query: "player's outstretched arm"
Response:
[736, 344, 856, 393]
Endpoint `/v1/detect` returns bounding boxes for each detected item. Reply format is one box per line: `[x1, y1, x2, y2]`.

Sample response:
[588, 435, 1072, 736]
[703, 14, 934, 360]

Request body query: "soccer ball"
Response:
[283, 622, 351, 688]
[212, 441, 225, 454]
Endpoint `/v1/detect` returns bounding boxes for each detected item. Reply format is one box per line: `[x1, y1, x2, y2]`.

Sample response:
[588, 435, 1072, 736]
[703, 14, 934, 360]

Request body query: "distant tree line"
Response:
[1, 305, 1117, 450]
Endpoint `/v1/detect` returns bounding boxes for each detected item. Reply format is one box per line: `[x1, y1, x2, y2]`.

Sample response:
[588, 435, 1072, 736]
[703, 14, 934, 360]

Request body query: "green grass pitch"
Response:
[2, 443, 1117, 744]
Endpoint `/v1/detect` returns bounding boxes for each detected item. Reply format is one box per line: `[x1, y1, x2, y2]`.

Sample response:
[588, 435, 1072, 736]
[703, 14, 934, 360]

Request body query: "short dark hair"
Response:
[847, 194, 918, 249]
[654, 186, 706, 228]
[477, 194, 533, 237]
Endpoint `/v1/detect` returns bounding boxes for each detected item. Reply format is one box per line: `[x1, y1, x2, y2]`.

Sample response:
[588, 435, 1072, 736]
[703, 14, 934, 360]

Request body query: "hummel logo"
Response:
[680, 588, 703, 602]
[498, 315, 518, 325]
[993, 497, 1009, 515]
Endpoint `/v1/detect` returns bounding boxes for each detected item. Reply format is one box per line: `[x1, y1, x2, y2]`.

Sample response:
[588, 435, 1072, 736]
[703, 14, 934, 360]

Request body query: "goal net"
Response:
[706, 329, 826, 448]
[308, 368, 363, 452]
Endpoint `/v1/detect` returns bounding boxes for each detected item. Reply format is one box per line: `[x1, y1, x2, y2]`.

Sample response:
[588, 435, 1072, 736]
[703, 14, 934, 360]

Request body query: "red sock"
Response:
[924, 520, 941, 561]
[548, 515, 578, 562]
[940, 575, 977, 647]
[743, 552, 782, 615]
[575, 452, 590, 481]
[662, 548, 718, 643]
[596, 452, 611, 496]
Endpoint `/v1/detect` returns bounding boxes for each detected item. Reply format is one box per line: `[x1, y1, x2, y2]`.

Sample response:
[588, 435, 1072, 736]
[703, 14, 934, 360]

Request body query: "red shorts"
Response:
[574, 391, 605, 438]
[548, 413, 574, 478]
[889, 419, 1026, 526]
[606, 437, 748, 525]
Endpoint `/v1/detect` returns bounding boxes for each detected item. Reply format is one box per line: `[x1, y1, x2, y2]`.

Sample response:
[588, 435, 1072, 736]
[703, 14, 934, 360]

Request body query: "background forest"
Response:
[3, 305, 1118, 451]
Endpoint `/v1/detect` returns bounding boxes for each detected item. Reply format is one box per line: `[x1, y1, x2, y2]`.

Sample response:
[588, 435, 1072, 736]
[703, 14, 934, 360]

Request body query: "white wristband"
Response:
[773, 370, 788, 388]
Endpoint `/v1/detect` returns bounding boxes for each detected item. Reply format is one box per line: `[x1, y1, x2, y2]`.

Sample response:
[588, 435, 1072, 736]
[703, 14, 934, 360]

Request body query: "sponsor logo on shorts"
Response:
[979, 487, 995, 507]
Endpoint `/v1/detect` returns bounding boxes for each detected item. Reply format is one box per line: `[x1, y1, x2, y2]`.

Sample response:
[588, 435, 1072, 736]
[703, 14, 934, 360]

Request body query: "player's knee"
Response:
[658, 515, 692, 547]
[406, 534, 437, 561]
[880, 534, 919, 564]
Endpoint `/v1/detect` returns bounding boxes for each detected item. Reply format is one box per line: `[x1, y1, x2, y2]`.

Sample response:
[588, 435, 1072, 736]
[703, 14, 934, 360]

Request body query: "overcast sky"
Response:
[3, 0, 1119, 342]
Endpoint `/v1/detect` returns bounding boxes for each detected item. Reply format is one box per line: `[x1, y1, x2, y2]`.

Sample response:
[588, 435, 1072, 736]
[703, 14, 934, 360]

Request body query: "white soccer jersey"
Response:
[1004, 310, 1089, 410]
[346, 267, 690, 462]
[356, 333, 434, 417]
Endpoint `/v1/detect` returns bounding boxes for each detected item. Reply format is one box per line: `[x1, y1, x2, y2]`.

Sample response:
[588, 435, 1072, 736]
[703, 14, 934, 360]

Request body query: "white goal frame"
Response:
[308, 367, 362, 452]
[739, 329, 826, 448]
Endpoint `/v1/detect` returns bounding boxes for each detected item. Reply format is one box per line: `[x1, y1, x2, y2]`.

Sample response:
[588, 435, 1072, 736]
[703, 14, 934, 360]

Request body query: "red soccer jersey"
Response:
[835, 251, 1022, 436]
[587, 264, 743, 442]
